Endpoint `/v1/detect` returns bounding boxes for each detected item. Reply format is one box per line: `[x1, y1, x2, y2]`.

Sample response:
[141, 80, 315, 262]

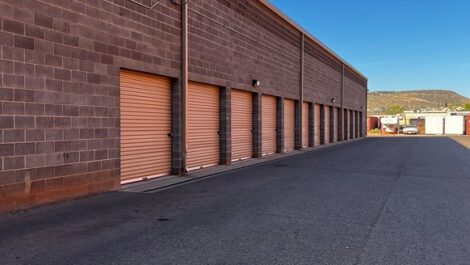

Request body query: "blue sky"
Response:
[269, 0, 470, 98]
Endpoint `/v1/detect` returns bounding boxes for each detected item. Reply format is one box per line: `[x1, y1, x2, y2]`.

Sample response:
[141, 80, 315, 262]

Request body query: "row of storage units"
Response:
[120, 70, 362, 183]
[425, 116, 469, 135]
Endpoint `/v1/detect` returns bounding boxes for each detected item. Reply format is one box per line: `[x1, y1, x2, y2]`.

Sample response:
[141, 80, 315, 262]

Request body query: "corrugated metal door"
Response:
[425, 116, 444, 135]
[120, 70, 171, 183]
[302, 102, 309, 147]
[262, 95, 277, 155]
[325, 106, 330, 144]
[466, 116, 470, 135]
[284, 99, 295, 151]
[333, 107, 338, 142]
[314, 104, 321, 145]
[231, 89, 253, 161]
[188, 82, 220, 170]
[444, 116, 465, 135]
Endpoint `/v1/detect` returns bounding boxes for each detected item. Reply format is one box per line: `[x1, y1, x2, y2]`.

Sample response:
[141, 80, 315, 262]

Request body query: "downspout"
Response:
[341, 63, 345, 141]
[181, 1, 188, 173]
[365, 83, 369, 137]
[300, 33, 305, 103]
[299, 33, 305, 149]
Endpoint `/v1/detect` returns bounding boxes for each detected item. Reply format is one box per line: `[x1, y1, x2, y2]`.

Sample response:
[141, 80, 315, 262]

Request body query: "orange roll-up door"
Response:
[262, 95, 277, 155]
[231, 89, 253, 161]
[284, 99, 295, 151]
[325, 106, 330, 144]
[302, 102, 309, 147]
[314, 104, 321, 146]
[188, 82, 220, 170]
[120, 70, 172, 183]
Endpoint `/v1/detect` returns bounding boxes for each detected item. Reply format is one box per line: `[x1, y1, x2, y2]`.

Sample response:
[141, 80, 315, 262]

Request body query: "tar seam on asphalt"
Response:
[352, 142, 413, 265]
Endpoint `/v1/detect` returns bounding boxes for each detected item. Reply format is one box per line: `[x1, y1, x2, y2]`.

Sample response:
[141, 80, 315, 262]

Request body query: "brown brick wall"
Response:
[304, 39, 342, 107]
[187, 0, 302, 99]
[0, 0, 181, 212]
[344, 76, 366, 110]
[0, 0, 367, 212]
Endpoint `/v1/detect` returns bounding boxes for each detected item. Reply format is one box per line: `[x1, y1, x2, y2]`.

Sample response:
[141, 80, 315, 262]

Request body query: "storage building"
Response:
[444, 116, 465, 135]
[425, 116, 445, 135]
[0, 0, 367, 212]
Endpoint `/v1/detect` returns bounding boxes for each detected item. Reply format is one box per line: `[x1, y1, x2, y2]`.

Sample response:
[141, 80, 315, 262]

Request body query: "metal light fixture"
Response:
[252, 80, 261, 88]
[330, 97, 336, 103]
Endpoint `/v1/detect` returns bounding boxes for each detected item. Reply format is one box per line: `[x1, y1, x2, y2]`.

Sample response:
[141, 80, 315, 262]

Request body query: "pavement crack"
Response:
[352, 143, 412, 265]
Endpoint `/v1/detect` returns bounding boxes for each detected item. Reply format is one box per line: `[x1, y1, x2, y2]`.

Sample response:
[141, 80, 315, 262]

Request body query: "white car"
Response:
[403, 125, 419, 135]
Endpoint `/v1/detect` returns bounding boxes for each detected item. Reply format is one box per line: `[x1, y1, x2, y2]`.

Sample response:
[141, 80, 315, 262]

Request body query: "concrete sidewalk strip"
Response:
[368, 135, 470, 150]
[450, 135, 470, 149]
[120, 138, 365, 193]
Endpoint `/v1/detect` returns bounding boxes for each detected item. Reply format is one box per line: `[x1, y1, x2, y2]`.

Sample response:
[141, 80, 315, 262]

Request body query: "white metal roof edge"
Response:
[258, 0, 368, 81]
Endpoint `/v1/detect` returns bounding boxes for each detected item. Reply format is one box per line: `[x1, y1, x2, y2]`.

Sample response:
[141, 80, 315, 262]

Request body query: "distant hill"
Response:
[368, 90, 469, 114]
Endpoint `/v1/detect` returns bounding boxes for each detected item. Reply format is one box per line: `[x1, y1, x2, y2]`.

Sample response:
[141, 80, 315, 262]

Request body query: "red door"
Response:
[466, 116, 470, 135]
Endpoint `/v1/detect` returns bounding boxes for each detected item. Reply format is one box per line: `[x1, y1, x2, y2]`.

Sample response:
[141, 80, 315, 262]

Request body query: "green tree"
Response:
[464, 103, 470, 111]
[384, 105, 405, 115]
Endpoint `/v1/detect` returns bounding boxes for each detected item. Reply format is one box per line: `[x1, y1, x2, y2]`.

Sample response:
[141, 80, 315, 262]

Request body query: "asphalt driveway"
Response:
[1, 137, 470, 265]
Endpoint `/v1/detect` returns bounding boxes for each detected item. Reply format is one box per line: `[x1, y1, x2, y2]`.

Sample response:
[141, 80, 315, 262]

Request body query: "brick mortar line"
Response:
[1, 3, 180, 71]
[188, 8, 300, 63]
[34, 0, 181, 35]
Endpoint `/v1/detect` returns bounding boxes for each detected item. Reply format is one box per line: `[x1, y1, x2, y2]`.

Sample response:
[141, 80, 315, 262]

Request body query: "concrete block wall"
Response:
[187, 0, 302, 99]
[220, 87, 231, 165]
[294, 101, 302, 149]
[344, 70, 368, 137]
[0, 0, 367, 212]
[337, 108, 344, 141]
[0, 0, 181, 212]
[319, 105, 325, 145]
[304, 39, 342, 107]
[276, 97, 284, 153]
[308, 103, 314, 147]
[252, 93, 262, 158]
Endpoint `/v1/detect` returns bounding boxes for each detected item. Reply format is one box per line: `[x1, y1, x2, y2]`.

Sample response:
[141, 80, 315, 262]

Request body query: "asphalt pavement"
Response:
[1, 137, 470, 265]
